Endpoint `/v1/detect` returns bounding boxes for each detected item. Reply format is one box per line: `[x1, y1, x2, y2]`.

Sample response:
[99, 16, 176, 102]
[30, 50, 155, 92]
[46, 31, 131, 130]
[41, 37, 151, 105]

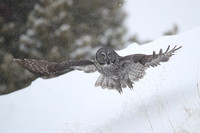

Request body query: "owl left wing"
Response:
[13, 58, 96, 76]
[121, 45, 182, 67]
[140, 45, 182, 67]
[119, 45, 182, 82]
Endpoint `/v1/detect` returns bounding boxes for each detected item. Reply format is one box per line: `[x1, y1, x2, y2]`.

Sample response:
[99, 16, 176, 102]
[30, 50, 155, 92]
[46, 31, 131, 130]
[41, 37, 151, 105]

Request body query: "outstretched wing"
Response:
[13, 58, 96, 76]
[120, 45, 182, 82]
[121, 45, 182, 67]
[140, 45, 182, 67]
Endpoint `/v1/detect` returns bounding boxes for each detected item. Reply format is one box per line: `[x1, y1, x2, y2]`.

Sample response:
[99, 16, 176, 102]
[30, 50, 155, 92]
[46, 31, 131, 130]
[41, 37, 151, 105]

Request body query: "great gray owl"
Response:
[14, 45, 181, 93]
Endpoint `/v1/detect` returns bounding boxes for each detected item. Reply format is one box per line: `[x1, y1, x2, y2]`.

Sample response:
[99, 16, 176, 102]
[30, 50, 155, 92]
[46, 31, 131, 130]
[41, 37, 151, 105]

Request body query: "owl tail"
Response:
[95, 74, 124, 93]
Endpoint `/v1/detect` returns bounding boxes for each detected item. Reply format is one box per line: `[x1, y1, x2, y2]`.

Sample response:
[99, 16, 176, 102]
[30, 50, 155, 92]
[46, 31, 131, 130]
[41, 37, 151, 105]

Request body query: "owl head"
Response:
[96, 47, 119, 65]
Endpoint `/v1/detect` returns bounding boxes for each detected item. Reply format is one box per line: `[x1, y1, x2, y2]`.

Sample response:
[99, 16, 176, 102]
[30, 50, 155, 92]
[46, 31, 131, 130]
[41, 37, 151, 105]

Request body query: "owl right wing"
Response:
[13, 58, 97, 76]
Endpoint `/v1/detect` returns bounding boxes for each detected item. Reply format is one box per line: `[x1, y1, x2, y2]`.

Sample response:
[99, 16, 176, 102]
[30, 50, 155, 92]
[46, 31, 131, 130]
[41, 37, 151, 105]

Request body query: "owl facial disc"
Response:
[96, 47, 116, 65]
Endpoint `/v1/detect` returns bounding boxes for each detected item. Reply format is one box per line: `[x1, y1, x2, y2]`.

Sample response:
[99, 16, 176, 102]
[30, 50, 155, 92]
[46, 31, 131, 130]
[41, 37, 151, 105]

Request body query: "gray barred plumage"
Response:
[14, 45, 182, 93]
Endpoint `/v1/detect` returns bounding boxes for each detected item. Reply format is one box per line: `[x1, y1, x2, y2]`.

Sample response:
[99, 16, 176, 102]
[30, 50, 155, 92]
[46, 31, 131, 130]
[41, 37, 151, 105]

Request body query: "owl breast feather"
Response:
[96, 63, 125, 80]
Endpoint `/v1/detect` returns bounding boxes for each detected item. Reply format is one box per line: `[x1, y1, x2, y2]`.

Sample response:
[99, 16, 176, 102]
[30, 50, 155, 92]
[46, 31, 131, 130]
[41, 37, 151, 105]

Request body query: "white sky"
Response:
[124, 0, 200, 40]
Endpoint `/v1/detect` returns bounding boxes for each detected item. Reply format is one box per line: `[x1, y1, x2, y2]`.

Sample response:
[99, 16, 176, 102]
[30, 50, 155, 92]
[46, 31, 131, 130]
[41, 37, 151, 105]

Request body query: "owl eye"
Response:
[101, 53, 106, 59]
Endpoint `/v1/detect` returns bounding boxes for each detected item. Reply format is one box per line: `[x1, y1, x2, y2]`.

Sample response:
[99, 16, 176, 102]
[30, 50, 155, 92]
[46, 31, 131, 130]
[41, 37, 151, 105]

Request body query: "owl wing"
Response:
[74, 65, 97, 73]
[120, 45, 182, 82]
[13, 58, 96, 76]
[121, 45, 182, 67]
[140, 45, 182, 67]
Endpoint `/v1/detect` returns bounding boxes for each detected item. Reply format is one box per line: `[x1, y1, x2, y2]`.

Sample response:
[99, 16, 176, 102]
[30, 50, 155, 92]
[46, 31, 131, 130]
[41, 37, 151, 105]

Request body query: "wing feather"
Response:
[141, 45, 182, 67]
[120, 45, 182, 68]
[13, 58, 94, 76]
[74, 65, 97, 73]
[119, 45, 181, 84]
[125, 62, 146, 82]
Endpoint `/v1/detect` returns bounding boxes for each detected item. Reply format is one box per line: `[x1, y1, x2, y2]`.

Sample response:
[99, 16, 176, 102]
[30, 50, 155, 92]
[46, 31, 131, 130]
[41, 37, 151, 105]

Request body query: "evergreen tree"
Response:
[20, 0, 126, 61]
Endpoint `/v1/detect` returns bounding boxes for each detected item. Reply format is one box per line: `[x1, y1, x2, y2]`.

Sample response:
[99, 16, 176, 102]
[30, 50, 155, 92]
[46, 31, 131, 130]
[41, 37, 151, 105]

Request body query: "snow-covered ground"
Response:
[0, 27, 200, 133]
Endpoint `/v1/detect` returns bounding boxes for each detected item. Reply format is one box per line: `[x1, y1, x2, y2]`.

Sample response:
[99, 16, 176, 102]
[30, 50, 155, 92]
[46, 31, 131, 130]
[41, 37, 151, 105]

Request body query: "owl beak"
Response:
[106, 59, 110, 65]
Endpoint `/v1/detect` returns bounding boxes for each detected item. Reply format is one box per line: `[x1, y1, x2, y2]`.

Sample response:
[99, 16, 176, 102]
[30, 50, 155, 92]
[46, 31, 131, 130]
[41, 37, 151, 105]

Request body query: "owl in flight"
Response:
[14, 45, 181, 93]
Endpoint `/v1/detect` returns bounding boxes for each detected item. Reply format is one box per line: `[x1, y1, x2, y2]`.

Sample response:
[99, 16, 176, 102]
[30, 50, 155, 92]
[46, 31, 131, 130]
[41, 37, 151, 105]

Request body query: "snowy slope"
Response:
[0, 27, 200, 133]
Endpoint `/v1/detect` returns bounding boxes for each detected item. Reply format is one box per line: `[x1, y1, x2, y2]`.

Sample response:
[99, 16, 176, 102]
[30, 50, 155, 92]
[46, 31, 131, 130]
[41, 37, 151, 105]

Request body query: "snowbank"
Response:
[0, 27, 200, 133]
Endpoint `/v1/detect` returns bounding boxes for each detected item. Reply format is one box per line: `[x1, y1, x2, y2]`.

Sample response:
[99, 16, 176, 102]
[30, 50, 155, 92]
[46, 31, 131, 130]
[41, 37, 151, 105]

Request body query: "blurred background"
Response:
[0, 0, 200, 94]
